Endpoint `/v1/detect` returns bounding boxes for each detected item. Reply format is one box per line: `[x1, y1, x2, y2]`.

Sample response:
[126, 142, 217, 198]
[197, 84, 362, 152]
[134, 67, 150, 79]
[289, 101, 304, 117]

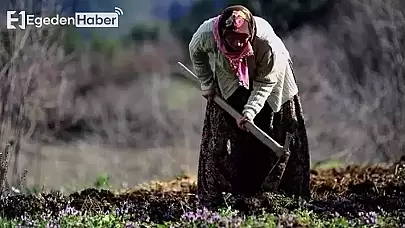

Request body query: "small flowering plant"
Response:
[358, 211, 379, 225]
[178, 207, 243, 227]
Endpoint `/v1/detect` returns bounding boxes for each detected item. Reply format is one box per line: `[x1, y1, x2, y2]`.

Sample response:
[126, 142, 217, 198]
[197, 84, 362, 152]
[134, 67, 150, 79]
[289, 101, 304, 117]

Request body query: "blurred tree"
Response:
[62, 26, 84, 53]
[125, 25, 160, 43]
[169, 0, 335, 51]
[168, 1, 191, 20]
[260, 0, 334, 35]
[0, 31, 13, 67]
[90, 33, 122, 58]
[169, 0, 220, 49]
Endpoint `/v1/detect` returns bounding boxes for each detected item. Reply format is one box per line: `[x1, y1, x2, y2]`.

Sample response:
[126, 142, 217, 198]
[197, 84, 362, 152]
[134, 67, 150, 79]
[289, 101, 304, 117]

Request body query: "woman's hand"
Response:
[237, 113, 252, 130]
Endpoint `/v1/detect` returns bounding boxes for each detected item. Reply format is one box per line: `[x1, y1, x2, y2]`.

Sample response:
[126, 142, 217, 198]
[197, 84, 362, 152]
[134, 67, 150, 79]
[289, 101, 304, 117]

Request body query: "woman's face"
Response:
[224, 32, 250, 52]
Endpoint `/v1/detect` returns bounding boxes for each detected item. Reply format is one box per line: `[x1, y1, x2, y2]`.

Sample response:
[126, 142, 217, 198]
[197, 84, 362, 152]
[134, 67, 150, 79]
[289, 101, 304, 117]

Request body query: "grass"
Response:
[17, 142, 198, 191]
[312, 159, 344, 170]
[0, 206, 401, 227]
[165, 76, 198, 111]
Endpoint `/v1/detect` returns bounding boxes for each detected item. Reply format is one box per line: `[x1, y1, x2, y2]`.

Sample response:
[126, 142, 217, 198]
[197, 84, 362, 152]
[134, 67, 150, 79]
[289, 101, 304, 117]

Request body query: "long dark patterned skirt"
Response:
[197, 83, 310, 208]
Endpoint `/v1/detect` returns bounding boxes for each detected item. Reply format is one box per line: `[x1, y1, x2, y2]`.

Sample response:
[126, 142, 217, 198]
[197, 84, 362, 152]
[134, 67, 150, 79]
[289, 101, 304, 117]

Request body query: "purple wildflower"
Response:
[59, 205, 80, 216]
[358, 211, 378, 225]
[115, 201, 130, 216]
[218, 215, 243, 227]
[45, 221, 61, 228]
[125, 221, 137, 228]
[277, 213, 296, 227]
[181, 207, 221, 224]
[181, 207, 241, 227]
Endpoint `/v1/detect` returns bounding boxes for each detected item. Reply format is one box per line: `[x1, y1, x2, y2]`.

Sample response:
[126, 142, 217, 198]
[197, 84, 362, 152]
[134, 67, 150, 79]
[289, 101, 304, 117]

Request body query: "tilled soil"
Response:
[1, 160, 405, 223]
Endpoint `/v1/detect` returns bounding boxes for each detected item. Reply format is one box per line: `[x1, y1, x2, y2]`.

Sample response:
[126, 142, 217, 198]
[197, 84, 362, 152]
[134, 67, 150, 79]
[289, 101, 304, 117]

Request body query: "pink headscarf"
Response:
[213, 12, 254, 90]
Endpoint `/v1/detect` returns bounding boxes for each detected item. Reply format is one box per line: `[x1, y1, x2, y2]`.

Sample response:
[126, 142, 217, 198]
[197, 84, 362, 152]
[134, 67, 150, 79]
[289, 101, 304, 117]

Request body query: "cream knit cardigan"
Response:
[189, 16, 298, 120]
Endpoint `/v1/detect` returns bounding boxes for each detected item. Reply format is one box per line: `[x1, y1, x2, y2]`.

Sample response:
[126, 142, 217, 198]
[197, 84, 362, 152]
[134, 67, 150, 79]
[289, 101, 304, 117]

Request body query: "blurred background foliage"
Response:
[35, 0, 336, 55]
[169, 0, 334, 46]
[0, 0, 404, 188]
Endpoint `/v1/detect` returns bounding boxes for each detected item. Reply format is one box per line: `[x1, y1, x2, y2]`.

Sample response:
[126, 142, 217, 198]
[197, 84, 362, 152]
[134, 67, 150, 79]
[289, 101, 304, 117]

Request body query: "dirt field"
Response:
[1, 159, 405, 225]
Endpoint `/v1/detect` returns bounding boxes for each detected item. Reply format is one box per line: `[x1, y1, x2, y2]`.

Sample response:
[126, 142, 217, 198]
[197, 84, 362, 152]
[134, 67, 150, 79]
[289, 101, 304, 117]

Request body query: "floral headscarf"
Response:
[213, 5, 256, 89]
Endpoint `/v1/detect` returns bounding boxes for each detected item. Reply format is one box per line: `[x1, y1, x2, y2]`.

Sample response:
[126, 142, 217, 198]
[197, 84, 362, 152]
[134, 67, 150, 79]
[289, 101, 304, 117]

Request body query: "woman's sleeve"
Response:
[242, 43, 284, 120]
[189, 23, 214, 91]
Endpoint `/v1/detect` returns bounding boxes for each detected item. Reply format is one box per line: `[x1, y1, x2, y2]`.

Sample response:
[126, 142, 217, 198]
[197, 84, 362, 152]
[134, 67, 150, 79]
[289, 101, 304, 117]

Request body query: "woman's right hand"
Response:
[202, 89, 216, 102]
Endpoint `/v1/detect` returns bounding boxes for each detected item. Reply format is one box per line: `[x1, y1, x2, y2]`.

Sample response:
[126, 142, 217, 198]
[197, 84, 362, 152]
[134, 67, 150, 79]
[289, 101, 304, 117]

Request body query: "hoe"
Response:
[177, 61, 292, 192]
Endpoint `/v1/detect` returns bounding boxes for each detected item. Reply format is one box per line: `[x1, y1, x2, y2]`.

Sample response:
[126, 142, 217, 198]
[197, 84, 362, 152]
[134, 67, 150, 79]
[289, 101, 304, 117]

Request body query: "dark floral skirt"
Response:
[196, 86, 310, 208]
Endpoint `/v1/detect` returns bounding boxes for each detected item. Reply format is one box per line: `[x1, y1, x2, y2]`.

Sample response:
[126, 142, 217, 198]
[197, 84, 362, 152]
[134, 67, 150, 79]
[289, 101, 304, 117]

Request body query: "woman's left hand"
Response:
[237, 114, 252, 130]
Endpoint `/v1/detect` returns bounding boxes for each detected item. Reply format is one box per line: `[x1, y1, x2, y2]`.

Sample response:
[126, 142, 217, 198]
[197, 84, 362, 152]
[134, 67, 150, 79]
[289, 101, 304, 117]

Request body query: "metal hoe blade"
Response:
[177, 61, 292, 192]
